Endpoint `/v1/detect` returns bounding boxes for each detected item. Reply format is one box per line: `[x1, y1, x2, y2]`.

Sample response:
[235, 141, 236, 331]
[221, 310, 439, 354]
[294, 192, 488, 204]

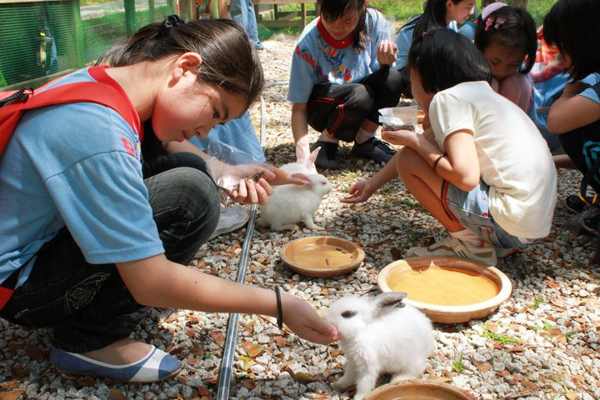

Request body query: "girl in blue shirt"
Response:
[395, 0, 476, 70]
[0, 17, 337, 382]
[545, 0, 600, 235]
[288, 0, 408, 169]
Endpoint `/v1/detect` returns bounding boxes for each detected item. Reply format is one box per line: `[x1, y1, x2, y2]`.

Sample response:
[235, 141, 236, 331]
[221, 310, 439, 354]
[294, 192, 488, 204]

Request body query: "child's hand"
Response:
[377, 40, 397, 66]
[220, 164, 276, 205]
[562, 82, 585, 98]
[381, 128, 419, 147]
[341, 179, 376, 203]
[282, 294, 339, 344]
[264, 165, 311, 186]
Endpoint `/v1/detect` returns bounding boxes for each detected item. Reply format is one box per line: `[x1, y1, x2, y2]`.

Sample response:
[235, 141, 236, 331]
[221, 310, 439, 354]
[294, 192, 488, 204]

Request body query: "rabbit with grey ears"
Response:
[257, 144, 332, 231]
[325, 292, 434, 400]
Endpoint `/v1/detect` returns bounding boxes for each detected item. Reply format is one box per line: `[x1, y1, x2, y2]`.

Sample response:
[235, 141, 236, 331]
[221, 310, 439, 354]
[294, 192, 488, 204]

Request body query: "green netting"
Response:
[0, 0, 174, 89]
[0, 0, 77, 86]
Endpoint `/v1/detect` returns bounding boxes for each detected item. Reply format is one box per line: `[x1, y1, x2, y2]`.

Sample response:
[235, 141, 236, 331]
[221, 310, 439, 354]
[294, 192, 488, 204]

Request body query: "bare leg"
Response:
[553, 154, 575, 169]
[395, 147, 463, 232]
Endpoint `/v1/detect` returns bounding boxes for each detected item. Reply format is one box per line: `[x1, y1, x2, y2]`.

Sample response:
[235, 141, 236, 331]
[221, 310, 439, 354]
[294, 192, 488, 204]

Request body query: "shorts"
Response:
[442, 181, 525, 249]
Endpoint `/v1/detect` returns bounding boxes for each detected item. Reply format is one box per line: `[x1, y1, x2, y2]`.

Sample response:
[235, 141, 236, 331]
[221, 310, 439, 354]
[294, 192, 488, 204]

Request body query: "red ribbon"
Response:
[317, 18, 354, 49]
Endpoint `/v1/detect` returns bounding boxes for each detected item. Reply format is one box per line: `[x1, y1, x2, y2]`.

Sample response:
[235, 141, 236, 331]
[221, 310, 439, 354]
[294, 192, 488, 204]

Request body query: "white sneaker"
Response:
[209, 206, 250, 240]
[406, 236, 498, 266]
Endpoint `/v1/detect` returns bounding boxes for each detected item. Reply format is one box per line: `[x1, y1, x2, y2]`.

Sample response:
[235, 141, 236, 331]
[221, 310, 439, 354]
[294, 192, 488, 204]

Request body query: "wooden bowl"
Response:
[366, 380, 476, 400]
[281, 236, 365, 278]
[377, 256, 512, 324]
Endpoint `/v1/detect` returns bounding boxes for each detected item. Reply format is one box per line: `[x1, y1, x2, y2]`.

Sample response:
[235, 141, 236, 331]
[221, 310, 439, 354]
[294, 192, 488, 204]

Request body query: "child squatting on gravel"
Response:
[0, 17, 337, 382]
[343, 29, 557, 267]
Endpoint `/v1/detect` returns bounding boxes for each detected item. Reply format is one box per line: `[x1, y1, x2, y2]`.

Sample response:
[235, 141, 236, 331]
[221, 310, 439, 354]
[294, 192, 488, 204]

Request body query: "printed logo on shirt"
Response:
[120, 136, 139, 159]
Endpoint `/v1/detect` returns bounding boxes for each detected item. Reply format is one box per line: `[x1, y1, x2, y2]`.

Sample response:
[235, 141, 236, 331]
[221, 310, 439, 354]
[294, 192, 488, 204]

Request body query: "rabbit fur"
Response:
[258, 145, 332, 231]
[325, 292, 434, 400]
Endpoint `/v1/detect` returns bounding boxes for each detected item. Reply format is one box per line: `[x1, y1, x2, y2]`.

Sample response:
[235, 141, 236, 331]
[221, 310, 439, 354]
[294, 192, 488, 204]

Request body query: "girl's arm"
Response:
[547, 82, 600, 134]
[117, 255, 337, 344]
[383, 128, 480, 191]
[291, 103, 309, 145]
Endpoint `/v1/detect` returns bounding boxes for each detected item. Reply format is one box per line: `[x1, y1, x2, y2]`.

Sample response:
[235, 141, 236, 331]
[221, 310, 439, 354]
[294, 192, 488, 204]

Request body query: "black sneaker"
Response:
[351, 137, 395, 163]
[582, 207, 600, 237]
[565, 194, 598, 213]
[311, 141, 340, 170]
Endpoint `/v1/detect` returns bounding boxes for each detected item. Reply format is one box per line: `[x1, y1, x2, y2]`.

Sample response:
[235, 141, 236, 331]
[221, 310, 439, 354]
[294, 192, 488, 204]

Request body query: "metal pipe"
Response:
[216, 95, 266, 399]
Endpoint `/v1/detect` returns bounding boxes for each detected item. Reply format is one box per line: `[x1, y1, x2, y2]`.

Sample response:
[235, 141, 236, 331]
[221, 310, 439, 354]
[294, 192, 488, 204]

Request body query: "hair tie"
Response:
[481, 1, 507, 20]
[163, 14, 184, 29]
[484, 15, 507, 31]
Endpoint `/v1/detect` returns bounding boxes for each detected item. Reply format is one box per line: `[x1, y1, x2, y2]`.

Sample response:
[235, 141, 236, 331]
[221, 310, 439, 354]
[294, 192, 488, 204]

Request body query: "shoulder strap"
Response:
[0, 66, 142, 155]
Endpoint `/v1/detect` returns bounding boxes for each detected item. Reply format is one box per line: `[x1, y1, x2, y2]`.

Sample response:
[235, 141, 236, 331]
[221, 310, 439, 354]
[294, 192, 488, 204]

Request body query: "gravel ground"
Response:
[1, 35, 599, 400]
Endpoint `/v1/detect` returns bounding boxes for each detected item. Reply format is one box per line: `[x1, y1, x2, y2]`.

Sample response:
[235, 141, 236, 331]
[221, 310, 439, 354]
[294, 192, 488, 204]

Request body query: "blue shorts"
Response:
[442, 181, 525, 249]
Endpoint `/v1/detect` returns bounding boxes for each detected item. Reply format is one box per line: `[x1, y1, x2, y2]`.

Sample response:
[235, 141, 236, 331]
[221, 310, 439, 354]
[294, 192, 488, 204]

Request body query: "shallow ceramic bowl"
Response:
[377, 256, 512, 324]
[281, 236, 364, 278]
[365, 380, 476, 400]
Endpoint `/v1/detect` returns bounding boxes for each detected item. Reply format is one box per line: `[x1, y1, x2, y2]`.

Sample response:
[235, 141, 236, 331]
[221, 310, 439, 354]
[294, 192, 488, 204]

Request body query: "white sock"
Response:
[450, 229, 488, 247]
[355, 128, 374, 144]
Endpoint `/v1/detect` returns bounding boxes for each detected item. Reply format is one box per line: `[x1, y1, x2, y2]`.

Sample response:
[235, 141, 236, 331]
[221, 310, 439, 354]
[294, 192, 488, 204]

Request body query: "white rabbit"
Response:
[325, 292, 434, 400]
[257, 172, 332, 231]
[257, 144, 332, 231]
[281, 137, 320, 176]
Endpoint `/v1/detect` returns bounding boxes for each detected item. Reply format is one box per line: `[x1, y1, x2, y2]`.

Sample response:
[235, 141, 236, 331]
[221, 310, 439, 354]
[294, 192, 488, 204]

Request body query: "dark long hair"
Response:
[98, 16, 264, 108]
[544, 0, 600, 80]
[317, 0, 368, 50]
[413, 0, 464, 39]
[409, 28, 491, 94]
[475, 5, 537, 74]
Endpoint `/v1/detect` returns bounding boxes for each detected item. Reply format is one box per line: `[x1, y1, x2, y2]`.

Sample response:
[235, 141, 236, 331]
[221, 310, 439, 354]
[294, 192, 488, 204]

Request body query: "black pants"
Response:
[306, 66, 411, 142]
[0, 164, 220, 353]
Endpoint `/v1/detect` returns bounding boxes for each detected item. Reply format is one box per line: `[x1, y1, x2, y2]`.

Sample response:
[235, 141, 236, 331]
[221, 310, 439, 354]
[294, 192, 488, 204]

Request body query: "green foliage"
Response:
[452, 353, 465, 373]
[531, 296, 544, 309]
[482, 328, 521, 345]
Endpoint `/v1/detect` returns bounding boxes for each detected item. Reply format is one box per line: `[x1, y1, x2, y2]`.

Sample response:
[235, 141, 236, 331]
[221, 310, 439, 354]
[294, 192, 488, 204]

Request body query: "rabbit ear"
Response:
[373, 292, 406, 319]
[304, 147, 319, 174]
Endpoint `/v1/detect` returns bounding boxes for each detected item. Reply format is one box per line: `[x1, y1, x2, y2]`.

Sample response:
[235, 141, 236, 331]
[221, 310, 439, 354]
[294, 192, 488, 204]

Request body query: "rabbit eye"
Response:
[321, 182, 327, 185]
[341, 311, 357, 318]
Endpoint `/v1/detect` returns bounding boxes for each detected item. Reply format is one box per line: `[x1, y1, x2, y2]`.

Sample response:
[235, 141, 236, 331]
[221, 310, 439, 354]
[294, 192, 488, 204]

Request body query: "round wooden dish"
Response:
[365, 380, 475, 400]
[281, 236, 365, 278]
[377, 256, 512, 324]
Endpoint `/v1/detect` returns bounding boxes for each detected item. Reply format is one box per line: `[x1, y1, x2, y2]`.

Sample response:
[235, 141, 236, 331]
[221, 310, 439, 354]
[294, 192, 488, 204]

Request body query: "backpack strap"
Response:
[0, 66, 142, 155]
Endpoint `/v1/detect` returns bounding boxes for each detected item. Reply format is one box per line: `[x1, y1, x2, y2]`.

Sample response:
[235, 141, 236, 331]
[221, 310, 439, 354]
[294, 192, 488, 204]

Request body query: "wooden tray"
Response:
[281, 236, 364, 278]
[366, 380, 476, 400]
[377, 256, 512, 324]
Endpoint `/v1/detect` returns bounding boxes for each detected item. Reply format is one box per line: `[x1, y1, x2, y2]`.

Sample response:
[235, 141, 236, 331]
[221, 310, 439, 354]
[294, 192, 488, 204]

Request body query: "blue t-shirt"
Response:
[580, 72, 600, 104]
[394, 16, 476, 70]
[0, 68, 164, 288]
[190, 111, 266, 164]
[288, 8, 391, 104]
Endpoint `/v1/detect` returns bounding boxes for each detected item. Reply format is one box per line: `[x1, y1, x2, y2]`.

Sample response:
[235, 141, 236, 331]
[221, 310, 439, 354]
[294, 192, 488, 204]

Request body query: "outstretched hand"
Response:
[282, 293, 338, 345]
[265, 165, 311, 186]
[342, 179, 376, 204]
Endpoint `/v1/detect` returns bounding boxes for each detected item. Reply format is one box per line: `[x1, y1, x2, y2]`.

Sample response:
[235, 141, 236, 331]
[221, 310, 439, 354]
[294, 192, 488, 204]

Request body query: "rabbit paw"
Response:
[271, 223, 299, 231]
[332, 376, 354, 391]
